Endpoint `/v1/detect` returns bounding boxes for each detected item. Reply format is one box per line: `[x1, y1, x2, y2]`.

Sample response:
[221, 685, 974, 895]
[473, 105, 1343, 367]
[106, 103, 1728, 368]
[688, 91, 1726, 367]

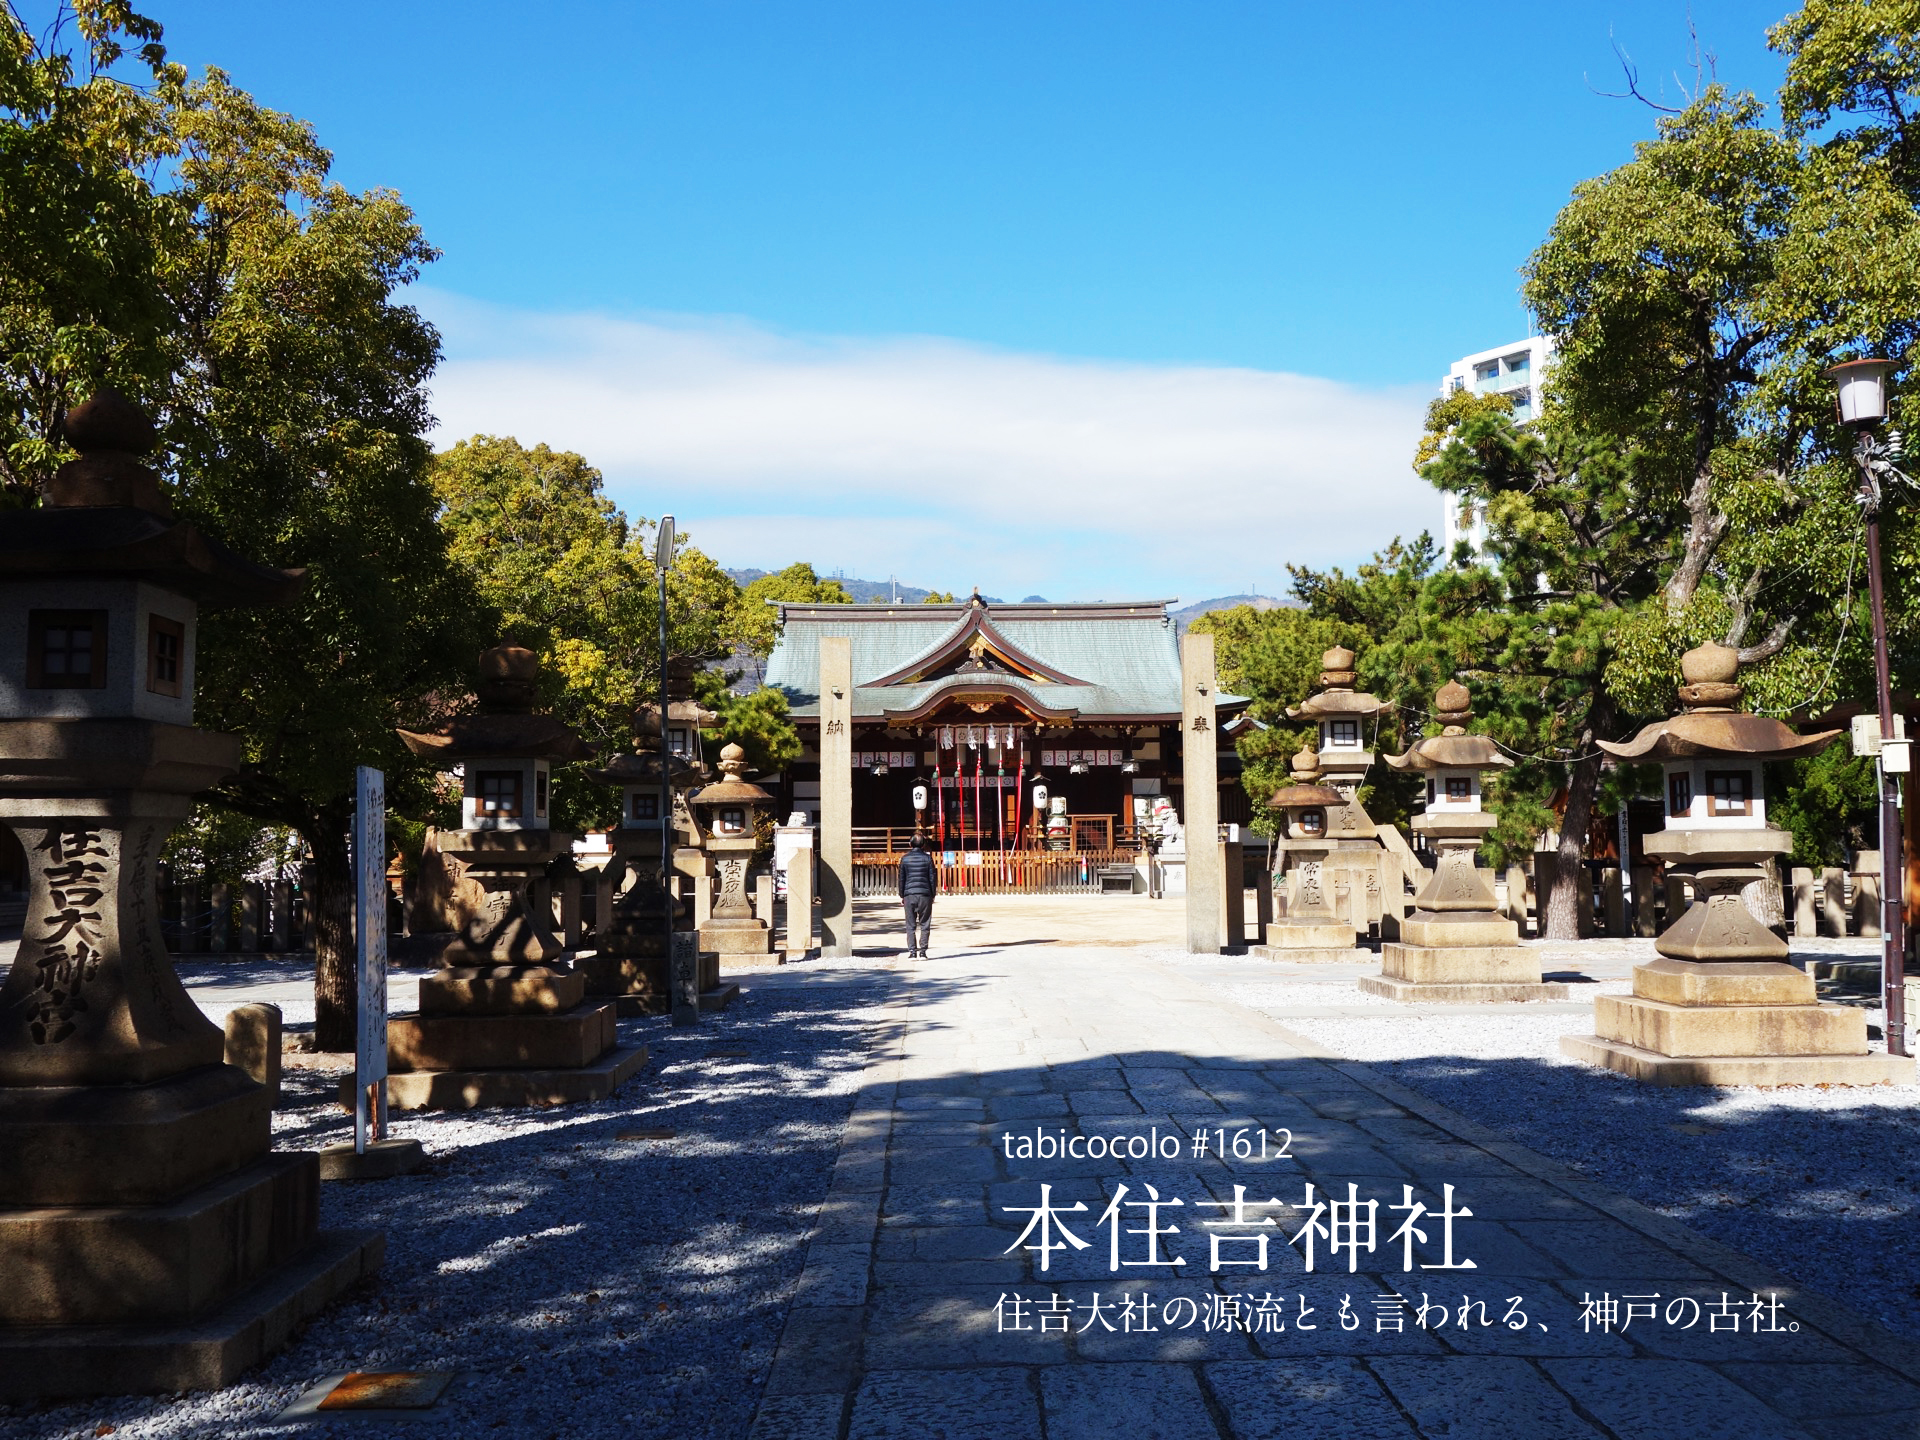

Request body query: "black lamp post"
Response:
[1825, 358, 1910, 1058]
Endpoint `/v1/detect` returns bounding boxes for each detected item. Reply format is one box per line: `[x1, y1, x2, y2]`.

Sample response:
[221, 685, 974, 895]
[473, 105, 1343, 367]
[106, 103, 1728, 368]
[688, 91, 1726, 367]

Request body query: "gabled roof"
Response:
[764, 598, 1247, 724]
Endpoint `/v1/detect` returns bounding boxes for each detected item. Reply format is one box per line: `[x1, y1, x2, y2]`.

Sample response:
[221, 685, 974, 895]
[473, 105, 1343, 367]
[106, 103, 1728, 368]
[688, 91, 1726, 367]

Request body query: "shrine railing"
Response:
[852, 849, 1142, 897]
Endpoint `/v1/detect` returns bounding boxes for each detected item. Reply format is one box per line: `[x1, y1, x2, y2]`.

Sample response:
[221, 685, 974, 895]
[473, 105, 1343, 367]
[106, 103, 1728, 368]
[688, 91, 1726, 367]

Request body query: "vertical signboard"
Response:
[354, 765, 388, 1153]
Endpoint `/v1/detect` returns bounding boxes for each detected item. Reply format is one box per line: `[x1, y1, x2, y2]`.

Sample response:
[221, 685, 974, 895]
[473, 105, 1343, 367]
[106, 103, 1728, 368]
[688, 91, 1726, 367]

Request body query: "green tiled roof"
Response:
[765, 600, 1242, 721]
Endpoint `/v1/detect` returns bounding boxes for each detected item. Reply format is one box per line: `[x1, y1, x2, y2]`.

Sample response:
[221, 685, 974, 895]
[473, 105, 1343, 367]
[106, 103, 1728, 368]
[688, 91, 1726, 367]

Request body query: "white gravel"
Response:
[0, 961, 896, 1440]
[1212, 972, 1920, 1339]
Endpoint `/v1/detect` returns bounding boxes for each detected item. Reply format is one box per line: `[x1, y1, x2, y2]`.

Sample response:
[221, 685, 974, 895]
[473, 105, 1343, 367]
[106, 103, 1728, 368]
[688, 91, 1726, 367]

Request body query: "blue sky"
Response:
[142, 1, 1792, 600]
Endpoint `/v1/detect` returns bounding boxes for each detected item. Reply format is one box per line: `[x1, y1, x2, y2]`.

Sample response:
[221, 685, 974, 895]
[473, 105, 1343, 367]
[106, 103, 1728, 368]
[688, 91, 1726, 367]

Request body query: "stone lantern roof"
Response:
[1598, 643, 1839, 763]
[1287, 646, 1389, 720]
[690, 742, 772, 808]
[1386, 680, 1513, 773]
[397, 645, 596, 763]
[0, 387, 302, 605]
[1266, 741, 1343, 810]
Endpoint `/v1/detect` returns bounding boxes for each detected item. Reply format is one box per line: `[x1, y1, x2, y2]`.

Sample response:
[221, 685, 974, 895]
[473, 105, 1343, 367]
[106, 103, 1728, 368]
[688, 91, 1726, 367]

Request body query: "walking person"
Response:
[899, 835, 936, 958]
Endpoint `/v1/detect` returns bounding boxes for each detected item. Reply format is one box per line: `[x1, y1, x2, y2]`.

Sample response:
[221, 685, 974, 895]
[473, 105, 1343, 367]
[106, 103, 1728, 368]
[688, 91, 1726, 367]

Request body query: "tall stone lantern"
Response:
[1364, 682, 1568, 1001]
[1562, 643, 1912, 1084]
[0, 391, 379, 1400]
[575, 709, 706, 1015]
[1259, 743, 1358, 960]
[1279, 646, 1402, 939]
[385, 646, 646, 1108]
[689, 742, 775, 967]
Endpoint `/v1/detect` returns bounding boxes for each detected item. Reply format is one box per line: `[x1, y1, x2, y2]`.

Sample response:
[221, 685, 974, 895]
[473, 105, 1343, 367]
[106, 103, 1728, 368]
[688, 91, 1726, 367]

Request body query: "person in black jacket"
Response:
[898, 835, 937, 958]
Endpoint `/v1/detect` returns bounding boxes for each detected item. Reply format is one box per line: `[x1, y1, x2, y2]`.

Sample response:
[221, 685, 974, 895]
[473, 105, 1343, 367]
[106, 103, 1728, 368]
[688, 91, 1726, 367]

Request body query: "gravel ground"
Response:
[0, 962, 895, 1440]
[1193, 961, 1920, 1340]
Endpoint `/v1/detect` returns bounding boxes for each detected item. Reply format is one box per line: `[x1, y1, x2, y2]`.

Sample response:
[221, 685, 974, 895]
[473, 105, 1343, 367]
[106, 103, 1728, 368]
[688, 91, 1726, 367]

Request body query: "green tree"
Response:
[735, 562, 853, 659]
[431, 436, 802, 827]
[2, 8, 488, 1047]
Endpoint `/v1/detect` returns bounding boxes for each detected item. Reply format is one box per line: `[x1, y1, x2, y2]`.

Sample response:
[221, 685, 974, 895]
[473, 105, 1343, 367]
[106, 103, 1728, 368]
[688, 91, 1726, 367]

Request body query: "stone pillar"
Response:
[560, 873, 583, 949]
[1504, 865, 1531, 932]
[1631, 865, 1660, 937]
[239, 883, 262, 952]
[1820, 866, 1847, 936]
[692, 868, 713, 928]
[1218, 836, 1244, 953]
[1181, 633, 1220, 955]
[1254, 864, 1273, 945]
[1601, 867, 1624, 937]
[1853, 851, 1883, 938]
[1792, 866, 1816, 936]
[223, 1002, 282, 1105]
[818, 636, 853, 957]
[785, 833, 815, 961]
[755, 871, 775, 927]
[1664, 873, 1688, 930]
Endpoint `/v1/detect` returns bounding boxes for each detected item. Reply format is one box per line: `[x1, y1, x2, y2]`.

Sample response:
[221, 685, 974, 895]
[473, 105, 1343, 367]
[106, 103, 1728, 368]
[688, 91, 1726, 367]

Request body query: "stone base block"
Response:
[701, 922, 772, 958]
[1631, 958, 1814, 1006]
[1594, 993, 1870, 1057]
[1399, 912, 1521, 947]
[1380, 943, 1540, 985]
[417, 968, 585, 1016]
[1560, 1033, 1913, 1087]
[1359, 975, 1571, 1004]
[1258, 921, 1357, 959]
[0, 1226, 382, 1403]
[358, 1043, 648, 1112]
[387, 1002, 616, 1072]
[318, 1138, 429, 1183]
[0, 1154, 317, 1327]
[1250, 944, 1361, 963]
[0, 1064, 270, 1208]
[612, 981, 740, 1018]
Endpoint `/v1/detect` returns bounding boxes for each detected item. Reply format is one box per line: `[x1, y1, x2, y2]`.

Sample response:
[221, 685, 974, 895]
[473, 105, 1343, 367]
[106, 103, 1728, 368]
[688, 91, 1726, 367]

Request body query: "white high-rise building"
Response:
[1437, 335, 1555, 553]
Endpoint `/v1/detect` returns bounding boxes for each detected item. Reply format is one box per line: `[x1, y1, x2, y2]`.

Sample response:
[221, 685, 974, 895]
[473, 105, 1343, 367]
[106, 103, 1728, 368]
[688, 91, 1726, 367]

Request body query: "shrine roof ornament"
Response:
[763, 595, 1250, 724]
[0, 386, 304, 606]
[1597, 642, 1840, 763]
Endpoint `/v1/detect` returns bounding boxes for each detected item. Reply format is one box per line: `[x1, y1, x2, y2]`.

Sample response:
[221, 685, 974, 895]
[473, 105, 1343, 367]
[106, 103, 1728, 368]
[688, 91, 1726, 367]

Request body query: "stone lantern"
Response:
[386, 646, 645, 1109]
[0, 390, 379, 1399]
[1364, 682, 1567, 1001]
[1562, 643, 1911, 1084]
[689, 742, 775, 965]
[1271, 647, 1403, 941]
[1258, 743, 1358, 960]
[575, 711, 709, 1014]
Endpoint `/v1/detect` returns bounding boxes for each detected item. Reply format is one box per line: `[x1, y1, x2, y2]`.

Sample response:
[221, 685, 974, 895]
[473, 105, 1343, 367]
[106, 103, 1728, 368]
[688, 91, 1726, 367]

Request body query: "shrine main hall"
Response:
[763, 594, 1249, 876]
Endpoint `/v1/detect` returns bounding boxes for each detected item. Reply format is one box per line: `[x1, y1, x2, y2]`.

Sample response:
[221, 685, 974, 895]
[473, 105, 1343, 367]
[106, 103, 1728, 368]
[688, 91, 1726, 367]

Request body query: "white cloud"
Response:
[420, 291, 1437, 602]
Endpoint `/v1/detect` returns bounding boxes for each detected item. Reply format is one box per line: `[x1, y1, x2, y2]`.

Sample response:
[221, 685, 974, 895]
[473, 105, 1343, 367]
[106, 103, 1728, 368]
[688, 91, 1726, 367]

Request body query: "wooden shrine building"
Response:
[764, 594, 1248, 885]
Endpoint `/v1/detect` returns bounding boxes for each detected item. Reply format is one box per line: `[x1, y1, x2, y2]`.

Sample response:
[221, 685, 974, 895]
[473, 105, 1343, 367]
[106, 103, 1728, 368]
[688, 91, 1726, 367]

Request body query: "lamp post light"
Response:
[1825, 358, 1910, 1058]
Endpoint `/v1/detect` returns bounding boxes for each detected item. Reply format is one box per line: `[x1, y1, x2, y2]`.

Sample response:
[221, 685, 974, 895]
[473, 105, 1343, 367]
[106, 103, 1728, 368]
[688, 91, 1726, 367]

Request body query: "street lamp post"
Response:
[1826, 359, 1911, 1058]
[655, 515, 695, 1026]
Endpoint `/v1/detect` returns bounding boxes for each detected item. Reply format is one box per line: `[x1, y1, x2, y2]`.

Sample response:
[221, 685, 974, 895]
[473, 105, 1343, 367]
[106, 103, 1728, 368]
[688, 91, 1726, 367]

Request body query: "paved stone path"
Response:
[748, 945, 1920, 1440]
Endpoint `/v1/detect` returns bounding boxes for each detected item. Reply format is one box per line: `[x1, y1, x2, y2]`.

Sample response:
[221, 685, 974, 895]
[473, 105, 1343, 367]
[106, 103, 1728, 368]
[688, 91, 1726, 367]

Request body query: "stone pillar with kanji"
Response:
[0, 391, 381, 1401]
[1363, 682, 1569, 1001]
[379, 645, 646, 1108]
[1562, 643, 1912, 1085]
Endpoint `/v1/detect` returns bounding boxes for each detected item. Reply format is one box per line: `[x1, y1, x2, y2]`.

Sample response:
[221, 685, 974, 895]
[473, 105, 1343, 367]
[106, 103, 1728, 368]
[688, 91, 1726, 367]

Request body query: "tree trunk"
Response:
[1543, 749, 1603, 942]
[308, 817, 357, 1052]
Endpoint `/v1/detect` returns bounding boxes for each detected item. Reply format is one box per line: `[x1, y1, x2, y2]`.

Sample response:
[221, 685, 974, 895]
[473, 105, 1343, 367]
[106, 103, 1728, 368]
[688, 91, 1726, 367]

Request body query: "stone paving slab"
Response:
[747, 944, 1920, 1440]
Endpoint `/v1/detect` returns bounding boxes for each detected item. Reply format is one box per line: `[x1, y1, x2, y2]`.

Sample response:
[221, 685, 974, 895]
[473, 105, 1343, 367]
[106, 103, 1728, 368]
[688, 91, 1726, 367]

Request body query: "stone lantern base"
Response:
[1563, 828, 1912, 1086]
[1360, 908, 1568, 1003]
[1561, 958, 1912, 1086]
[350, 967, 647, 1111]
[1252, 919, 1359, 963]
[574, 846, 739, 1016]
